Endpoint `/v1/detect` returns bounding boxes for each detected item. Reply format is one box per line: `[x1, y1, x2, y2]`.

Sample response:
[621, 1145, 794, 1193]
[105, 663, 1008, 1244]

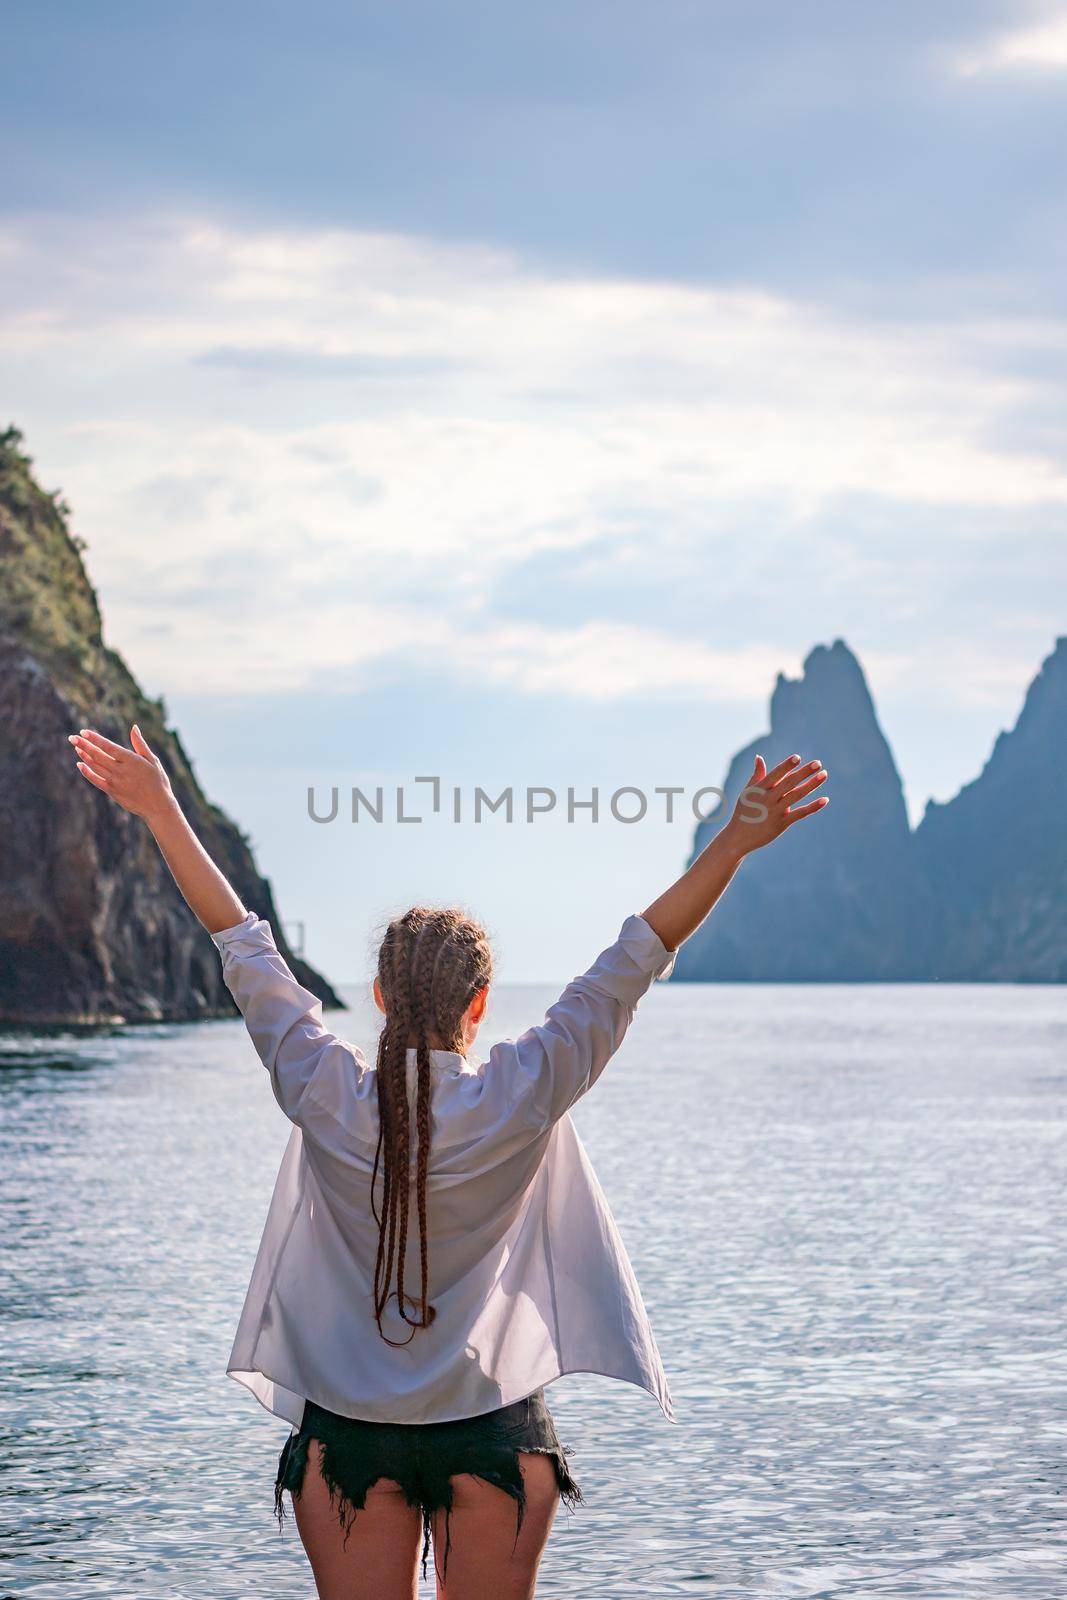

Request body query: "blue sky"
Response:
[3, 1, 1065, 982]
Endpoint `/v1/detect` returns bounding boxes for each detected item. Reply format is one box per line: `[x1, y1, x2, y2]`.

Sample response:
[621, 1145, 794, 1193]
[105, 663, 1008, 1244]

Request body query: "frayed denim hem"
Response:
[275, 1419, 583, 1586]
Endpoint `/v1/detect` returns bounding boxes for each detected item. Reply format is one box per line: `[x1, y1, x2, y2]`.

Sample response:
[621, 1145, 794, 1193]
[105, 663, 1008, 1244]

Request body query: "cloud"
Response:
[2, 211, 1065, 701]
[454, 622, 798, 701]
[98, 597, 800, 701]
[6, 2, 1067, 321]
[195, 345, 463, 381]
[955, 11, 1067, 75]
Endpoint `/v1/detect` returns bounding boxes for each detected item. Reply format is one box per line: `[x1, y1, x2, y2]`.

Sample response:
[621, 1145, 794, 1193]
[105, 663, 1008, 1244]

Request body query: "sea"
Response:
[2, 980, 1065, 1599]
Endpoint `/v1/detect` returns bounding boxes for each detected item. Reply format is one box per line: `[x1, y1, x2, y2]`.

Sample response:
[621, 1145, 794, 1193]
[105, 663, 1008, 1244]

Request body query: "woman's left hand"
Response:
[723, 752, 829, 856]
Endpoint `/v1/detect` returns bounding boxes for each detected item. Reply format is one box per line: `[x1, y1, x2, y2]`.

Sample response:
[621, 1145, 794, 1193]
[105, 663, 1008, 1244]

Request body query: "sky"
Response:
[2, 1, 1065, 983]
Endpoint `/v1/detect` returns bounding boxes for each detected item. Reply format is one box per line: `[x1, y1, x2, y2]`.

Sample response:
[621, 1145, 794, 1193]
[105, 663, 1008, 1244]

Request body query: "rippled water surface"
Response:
[2, 981, 1066, 1598]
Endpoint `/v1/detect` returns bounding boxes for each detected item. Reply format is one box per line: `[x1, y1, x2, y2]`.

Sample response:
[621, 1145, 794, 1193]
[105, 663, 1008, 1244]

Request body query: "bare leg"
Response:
[291, 1440, 423, 1600]
[432, 1452, 561, 1600]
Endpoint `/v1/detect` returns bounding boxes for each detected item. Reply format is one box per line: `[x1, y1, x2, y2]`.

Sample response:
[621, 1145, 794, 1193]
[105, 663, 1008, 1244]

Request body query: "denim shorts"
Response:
[274, 1386, 583, 1584]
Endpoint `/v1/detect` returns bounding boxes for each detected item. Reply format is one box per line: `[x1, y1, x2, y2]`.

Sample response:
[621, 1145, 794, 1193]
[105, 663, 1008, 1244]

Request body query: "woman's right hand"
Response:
[68, 725, 177, 823]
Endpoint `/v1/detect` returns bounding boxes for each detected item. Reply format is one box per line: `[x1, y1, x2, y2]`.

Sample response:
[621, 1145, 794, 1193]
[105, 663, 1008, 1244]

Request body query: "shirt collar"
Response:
[404, 1046, 476, 1078]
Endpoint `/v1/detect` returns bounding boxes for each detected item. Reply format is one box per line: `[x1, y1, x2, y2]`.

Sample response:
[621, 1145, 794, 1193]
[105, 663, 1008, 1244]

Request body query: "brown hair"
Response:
[371, 906, 493, 1345]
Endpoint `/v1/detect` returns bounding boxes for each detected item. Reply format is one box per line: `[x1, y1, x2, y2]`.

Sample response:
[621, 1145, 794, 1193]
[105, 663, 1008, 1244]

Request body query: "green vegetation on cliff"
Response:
[0, 426, 341, 1022]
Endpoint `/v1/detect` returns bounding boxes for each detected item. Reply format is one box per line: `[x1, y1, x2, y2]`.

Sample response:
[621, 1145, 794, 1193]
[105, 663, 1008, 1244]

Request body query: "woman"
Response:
[70, 724, 828, 1599]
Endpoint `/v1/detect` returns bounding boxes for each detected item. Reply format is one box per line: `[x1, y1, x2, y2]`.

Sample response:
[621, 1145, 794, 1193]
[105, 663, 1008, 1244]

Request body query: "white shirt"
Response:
[213, 911, 677, 1429]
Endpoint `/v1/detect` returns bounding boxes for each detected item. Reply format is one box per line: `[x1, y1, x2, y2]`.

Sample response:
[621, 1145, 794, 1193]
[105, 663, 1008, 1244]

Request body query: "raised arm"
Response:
[474, 751, 829, 1143]
[482, 911, 676, 1137]
[69, 725, 246, 933]
[641, 751, 828, 950]
[68, 725, 363, 1130]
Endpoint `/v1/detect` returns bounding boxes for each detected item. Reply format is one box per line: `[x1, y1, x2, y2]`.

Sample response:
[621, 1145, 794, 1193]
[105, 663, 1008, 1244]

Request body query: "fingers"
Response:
[129, 724, 155, 759]
[765, 754, 825, 794]
[73, 728, 128, 761]
[785, 795, 830, 824]
[68, 733, 117, 767]
[781, 767, 828, 804]
[751, 753, 767, 782]
[76, 760, 112, 793]
[69, 730, 125, 795]
[764, 752, 804, 787]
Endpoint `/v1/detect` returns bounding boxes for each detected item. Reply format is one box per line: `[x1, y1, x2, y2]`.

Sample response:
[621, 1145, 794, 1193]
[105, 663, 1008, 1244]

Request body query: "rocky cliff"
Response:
[674, 637, 1065, 983]
[0, 426, 342, 1022]
[673, 640, 930, 981]
[914, 638, 1067, 982]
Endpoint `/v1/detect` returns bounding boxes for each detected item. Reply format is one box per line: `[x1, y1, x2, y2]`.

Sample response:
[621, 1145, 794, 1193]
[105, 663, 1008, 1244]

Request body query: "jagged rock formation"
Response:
[0, 426, 342, 1022]
[673, 640, 931, 981]
[914, 638, 1067, 982]
[674, 637, 1065, 983]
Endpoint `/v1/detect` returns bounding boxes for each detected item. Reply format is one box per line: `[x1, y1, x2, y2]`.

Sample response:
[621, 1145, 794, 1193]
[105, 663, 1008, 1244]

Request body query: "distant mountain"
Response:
[673, 641, 930, 981]
[674, 637, 1065, 983]
[0, 426, 342, 1023]
[915, 639, 1067, 982]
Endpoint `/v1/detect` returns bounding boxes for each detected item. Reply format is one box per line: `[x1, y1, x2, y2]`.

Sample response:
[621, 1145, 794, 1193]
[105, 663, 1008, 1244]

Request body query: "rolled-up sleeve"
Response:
[483, 914, 674, 1135]
[212, 912, 367, 1130]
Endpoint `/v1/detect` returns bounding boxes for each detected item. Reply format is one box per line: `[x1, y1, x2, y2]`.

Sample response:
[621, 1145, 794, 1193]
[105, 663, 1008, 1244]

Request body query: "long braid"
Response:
[372, 911, 421, 1345]
[370, 906, 493, 1345]
[389, 921, 416, 1332]
[410, 920, 452, 1330]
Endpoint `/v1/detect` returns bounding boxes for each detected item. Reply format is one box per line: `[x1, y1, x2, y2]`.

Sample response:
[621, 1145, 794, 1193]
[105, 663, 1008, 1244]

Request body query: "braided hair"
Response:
[370, 906, 493, 1345]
